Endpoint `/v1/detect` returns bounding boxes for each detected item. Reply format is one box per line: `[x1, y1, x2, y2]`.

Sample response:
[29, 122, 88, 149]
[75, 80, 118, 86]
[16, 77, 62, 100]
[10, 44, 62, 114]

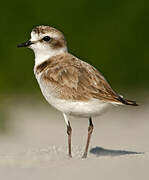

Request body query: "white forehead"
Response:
[30, 31, 60, 42]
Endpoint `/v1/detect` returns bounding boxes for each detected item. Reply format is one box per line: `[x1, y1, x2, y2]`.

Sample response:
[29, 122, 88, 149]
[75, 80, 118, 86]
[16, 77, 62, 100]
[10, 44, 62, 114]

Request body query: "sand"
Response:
[0, 97, 148, 179]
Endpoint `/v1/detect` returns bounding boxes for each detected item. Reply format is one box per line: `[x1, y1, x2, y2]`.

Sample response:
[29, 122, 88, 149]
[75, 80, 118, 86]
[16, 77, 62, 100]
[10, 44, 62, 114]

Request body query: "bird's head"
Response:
[18, 25, 67, 61]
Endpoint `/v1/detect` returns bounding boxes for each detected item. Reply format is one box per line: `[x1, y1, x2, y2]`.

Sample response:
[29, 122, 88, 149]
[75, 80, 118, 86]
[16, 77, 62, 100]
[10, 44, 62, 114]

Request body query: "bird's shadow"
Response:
[90, 146, 143, 157]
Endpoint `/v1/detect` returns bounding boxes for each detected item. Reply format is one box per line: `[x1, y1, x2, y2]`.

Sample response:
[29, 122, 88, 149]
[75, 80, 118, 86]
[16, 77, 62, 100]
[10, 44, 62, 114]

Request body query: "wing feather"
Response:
[41, 53, 121, 103]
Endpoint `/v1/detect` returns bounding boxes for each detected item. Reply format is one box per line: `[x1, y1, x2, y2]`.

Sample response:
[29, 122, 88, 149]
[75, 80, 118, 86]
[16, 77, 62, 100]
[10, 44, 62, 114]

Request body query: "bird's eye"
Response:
[42, 36, 51, 41]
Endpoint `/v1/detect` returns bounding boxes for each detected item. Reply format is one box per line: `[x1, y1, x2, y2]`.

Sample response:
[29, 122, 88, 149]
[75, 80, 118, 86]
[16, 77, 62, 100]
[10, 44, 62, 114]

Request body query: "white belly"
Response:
[36, 72, 112, 118]
[46, 96, 110, 118]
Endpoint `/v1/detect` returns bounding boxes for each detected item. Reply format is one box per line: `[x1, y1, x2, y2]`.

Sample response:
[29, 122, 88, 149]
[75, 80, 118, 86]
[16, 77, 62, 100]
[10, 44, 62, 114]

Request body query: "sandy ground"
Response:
[0, 96, 149, 180]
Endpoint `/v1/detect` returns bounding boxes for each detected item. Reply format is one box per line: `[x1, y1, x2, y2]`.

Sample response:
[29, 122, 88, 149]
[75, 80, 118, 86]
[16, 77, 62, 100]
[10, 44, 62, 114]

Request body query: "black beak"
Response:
[17, 40, 33, 48]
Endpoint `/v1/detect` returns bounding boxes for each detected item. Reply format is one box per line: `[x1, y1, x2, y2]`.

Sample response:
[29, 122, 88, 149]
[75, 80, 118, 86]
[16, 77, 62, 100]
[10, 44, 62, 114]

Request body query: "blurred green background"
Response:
[0, 0, 148, 95]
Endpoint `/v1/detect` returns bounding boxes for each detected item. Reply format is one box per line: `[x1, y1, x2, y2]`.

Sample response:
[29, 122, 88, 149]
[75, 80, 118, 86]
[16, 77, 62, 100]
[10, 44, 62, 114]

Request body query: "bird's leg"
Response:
[82, 117, 94, 158]
[67, 121, 72, 157]
[63, 113, 72, 157]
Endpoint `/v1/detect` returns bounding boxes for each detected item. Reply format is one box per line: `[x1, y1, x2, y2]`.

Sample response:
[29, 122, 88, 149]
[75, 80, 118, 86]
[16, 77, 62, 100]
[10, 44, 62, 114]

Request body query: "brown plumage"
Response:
[36, 53, 138, 105]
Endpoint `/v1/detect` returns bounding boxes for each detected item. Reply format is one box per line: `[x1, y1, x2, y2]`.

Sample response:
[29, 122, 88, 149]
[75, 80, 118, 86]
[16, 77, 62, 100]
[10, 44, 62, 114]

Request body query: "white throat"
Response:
[33, 47, 67, 68]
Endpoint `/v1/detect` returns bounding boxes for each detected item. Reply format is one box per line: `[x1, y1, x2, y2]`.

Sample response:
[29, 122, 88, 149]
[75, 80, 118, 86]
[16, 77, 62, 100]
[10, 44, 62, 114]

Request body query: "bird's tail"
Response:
[117, 96, 138, 106]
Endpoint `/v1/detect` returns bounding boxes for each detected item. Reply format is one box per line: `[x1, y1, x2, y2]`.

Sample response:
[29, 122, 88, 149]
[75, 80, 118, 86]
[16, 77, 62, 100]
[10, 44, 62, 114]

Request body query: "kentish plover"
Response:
[18, 25, 138, 158]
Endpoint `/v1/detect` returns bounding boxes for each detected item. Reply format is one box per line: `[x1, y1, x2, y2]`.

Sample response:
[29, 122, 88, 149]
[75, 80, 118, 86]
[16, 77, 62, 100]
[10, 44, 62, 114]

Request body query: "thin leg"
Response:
[82, 117, 94, 158]
[63, 113, 72, 158]
[67, 121, 72, 157]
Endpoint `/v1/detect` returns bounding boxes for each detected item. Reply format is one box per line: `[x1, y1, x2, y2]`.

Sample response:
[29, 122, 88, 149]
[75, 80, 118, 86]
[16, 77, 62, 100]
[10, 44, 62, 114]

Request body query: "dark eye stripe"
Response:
[42, 36, 51, 41]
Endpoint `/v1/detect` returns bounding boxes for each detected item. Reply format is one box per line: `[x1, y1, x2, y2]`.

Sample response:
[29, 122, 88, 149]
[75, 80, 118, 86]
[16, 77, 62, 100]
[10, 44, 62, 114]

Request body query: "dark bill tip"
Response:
[17, 40, 33, 48]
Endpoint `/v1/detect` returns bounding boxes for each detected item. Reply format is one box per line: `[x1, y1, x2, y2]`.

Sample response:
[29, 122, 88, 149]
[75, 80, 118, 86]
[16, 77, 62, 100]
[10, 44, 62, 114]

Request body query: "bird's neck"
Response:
[34, 47, 68, 68]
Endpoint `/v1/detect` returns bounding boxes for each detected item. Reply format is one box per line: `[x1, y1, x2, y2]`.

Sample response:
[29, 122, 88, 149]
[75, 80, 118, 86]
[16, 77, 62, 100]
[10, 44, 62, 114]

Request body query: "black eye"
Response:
[42, 36, 51, 41]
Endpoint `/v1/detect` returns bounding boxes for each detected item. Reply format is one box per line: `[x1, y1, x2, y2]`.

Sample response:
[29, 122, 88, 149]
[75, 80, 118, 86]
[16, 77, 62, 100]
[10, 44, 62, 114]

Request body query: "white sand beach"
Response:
[0, 95, 148, 180]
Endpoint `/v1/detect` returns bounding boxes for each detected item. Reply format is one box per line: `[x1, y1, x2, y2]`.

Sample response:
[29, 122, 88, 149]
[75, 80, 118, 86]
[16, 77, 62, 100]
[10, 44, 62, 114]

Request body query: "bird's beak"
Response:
[17, 40, 33, 48]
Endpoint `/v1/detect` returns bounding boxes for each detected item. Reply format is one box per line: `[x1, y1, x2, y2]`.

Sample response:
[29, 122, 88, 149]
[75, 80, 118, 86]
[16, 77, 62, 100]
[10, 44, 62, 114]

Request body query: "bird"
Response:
[17, 25, 138, 158]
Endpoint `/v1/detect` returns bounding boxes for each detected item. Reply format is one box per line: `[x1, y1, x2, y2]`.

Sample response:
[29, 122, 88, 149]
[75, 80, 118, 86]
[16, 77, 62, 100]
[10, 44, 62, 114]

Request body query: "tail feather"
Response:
[117, 96, 138, 106]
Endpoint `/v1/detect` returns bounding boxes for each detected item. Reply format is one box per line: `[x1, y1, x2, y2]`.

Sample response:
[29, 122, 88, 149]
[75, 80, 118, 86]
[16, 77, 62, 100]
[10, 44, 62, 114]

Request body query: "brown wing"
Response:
[40, 53, 121, 103]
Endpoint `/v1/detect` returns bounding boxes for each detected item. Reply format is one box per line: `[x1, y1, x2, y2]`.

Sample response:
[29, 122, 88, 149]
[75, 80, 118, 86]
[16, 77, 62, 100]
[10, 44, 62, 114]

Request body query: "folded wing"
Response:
[41, 53, 137, 105]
